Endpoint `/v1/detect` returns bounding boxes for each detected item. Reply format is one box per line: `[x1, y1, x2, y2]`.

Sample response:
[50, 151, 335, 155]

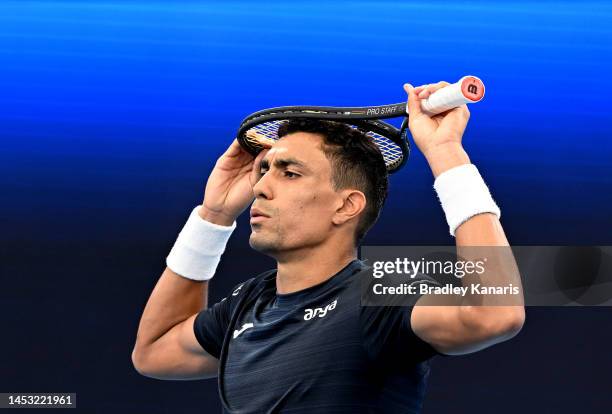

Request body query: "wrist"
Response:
[166, 206, 237, 281]
[198, 204, 236, 226]
[433, 164, 500, 236]
[424, 143, 471, 178]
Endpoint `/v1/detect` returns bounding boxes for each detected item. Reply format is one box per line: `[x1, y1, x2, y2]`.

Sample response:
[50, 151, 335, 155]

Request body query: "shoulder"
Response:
[222, 268, 276, 306]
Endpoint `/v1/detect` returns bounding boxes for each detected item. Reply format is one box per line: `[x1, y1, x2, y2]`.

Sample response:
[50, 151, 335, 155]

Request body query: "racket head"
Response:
[236, 107, 410, 173]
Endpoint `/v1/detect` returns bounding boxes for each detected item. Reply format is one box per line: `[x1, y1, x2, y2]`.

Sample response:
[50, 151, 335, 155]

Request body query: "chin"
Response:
[249, 232, 280, 255]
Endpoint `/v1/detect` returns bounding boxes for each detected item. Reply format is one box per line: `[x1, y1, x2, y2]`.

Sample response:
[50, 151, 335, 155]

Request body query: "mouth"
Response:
[250, 215, 268, 225]
[250, 207, 270, 224]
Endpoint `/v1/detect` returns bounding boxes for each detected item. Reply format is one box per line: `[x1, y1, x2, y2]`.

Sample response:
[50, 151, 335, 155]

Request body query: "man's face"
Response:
[249, 132, 344, 256]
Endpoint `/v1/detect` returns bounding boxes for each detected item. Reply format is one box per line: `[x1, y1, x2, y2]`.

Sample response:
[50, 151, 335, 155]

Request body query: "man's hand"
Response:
[404, 82, 471, 177]
[200, 139, 270, 225]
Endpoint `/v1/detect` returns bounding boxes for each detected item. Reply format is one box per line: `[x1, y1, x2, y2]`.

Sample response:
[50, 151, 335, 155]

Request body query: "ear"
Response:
[332, 190, 366, 226]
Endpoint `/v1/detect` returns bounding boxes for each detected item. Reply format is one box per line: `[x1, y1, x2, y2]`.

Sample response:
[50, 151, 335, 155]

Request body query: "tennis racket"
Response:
[236, 75, 484, 173]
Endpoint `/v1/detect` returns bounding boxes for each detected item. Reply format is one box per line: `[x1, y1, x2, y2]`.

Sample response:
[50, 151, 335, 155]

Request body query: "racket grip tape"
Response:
[420, 76, 485, 116]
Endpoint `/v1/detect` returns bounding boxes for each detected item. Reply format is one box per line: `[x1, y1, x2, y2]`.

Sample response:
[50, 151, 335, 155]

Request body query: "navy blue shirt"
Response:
[194, 259, 440, 413]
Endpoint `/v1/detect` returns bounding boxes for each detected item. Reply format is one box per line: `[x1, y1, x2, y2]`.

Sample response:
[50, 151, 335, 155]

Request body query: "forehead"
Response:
[264, 132, 331, 171]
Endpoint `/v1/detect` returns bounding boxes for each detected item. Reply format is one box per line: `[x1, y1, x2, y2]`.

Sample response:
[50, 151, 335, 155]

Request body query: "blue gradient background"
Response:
[0, 2, 611, 413]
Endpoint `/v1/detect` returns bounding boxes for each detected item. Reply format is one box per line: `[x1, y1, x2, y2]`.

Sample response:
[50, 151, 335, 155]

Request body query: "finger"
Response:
[223, 139, 245, 158]
[455, 103, 470, 122]
[403, 83, 425, 117]
[249, 148, 270, 185]
[418, 81, 451, 99]
[418, 81, 450, 99]
[257, 138, 274, 149]
[436, 103, 470, 133]
[254, 148, 269, 168]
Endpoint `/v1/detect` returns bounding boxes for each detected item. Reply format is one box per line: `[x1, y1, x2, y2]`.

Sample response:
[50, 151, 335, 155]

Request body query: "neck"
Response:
[274, 242, 357, 294]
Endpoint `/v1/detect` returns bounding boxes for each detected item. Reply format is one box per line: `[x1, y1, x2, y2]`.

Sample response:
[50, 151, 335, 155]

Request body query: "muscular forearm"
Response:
[453, 188, 524, 337]
[456, 210, 508, 246]
[134, 267, 208, 353]
[456, 213, 524, 329]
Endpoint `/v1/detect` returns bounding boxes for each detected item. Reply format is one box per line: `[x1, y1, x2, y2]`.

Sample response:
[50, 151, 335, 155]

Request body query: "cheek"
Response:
[283, 191, 336, 228]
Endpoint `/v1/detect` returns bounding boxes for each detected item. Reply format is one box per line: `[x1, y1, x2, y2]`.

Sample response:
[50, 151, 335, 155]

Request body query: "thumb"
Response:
[403, 83, 425, 118]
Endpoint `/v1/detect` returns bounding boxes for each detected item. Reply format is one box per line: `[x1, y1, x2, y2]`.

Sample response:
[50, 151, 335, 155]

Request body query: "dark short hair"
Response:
[277, 119, 388, 245]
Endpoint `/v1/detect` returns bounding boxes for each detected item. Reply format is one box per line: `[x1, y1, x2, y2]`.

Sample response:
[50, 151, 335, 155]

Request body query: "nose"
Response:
[252, 170, 273, 200]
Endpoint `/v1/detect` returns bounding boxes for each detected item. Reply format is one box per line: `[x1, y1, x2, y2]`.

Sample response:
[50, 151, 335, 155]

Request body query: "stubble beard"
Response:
[249, 225, 283, 256]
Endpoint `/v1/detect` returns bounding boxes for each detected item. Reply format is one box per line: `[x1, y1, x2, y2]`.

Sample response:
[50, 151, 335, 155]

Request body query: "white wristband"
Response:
[433, 164, 500, 237]
[166, 206, 236, 281]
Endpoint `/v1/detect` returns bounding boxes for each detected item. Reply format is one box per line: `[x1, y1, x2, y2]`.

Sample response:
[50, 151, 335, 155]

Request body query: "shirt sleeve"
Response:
[193, 280, 251, 359]
[361, 275, 443, 365]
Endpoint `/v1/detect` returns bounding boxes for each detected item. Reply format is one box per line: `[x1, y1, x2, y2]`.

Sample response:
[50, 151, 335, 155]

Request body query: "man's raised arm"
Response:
[131, 140, 269, 379]
[403, 82, 525, 356]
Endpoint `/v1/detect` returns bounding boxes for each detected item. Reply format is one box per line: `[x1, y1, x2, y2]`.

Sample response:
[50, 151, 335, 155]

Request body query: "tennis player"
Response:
[132, 82, 525, 413]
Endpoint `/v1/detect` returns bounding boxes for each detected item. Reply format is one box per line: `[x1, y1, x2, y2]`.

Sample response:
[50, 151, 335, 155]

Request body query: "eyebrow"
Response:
[259, 157, 311, 173]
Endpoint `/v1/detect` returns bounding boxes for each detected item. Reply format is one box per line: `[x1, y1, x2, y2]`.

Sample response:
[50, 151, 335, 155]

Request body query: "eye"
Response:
[284, 171, 299, 179]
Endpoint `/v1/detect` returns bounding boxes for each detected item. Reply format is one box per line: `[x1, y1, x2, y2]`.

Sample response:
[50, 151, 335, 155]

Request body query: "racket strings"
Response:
[242, 119, 404, 171]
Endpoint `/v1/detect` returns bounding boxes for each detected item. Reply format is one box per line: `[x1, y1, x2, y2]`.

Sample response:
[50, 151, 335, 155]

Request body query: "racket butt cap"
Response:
[460, 76, 485, 102]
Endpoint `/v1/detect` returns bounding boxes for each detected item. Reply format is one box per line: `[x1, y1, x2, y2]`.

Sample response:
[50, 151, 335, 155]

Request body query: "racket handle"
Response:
[420, 75, 485, 115]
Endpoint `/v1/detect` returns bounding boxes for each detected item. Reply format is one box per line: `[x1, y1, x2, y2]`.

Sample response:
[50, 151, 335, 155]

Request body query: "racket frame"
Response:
[236, 103, 410, 173]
